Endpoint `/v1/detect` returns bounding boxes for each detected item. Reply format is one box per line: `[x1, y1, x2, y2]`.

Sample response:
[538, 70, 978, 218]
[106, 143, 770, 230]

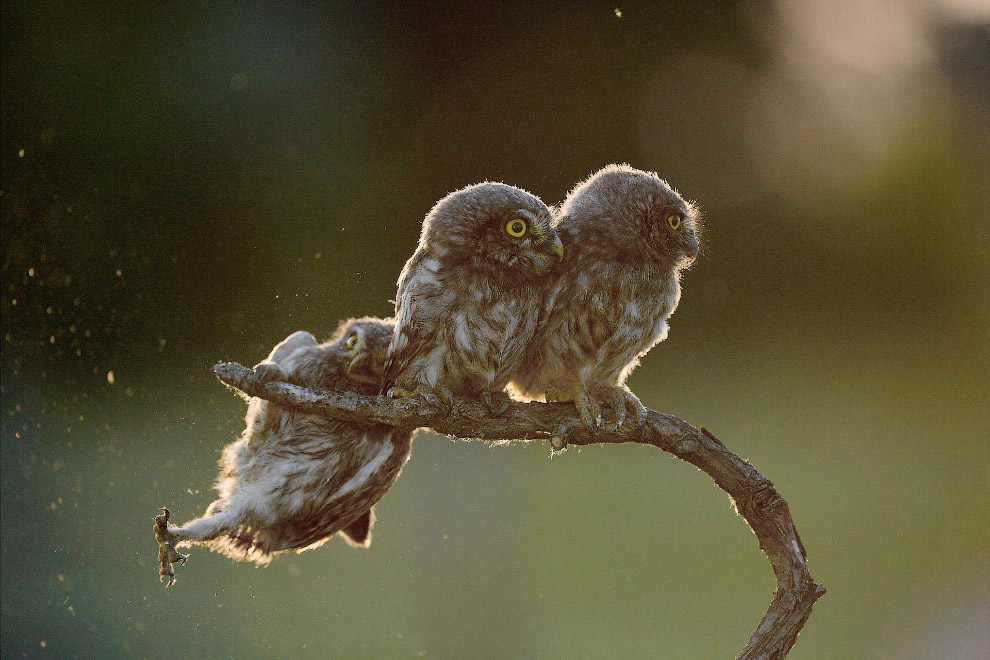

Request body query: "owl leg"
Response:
[154, 508, 188, 588]
[154, 498, 252, 586]
[480, 390, 512, 417]
[389, 385, 455, 415]
[545, 385, 601, 428]
[574, 387, 603, 429]
[421, 385, 455, 414]
[252, 361, 287, 384]
[601, 385, 649, 429]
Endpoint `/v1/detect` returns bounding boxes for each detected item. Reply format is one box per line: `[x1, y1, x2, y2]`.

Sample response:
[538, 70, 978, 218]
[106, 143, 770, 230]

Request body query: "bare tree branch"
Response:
[214, 361, 826, 659]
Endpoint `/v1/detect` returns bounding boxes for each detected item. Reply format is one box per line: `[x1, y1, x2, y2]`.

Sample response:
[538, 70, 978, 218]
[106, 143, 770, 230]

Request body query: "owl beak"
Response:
[345, 336, 367, 374]
[348, 352, 367, 373]
[551, 234, 564, 261]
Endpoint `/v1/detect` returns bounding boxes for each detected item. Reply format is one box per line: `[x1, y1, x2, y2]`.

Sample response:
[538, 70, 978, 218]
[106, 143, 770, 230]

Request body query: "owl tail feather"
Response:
[337, 508, 375, 549]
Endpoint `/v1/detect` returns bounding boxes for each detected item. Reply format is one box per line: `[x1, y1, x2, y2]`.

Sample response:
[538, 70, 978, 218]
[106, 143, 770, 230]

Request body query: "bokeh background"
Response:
[2, 2, 988, 658]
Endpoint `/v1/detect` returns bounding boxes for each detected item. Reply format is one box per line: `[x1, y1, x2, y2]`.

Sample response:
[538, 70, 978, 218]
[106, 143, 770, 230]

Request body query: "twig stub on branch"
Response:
[213, 361, 825, 659]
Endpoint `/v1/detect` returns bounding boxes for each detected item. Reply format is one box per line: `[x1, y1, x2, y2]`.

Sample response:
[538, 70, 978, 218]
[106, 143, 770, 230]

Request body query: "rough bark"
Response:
[214, 361, 825, 659]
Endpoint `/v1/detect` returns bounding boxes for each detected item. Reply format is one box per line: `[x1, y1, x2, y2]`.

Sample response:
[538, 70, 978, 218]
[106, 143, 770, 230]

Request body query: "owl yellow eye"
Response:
[505, 219, 527, 237]
[667, 214, 683, 231]
[345, 334, 358, 350]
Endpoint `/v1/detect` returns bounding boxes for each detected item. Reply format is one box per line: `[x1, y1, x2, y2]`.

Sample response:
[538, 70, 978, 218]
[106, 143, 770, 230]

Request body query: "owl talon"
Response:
[387, 386, 417, 399]
[574, 389, 602, 429]
[481, 391, 512, 417]
[599, 387, 647, 429]
[619, 388, 648, 426]
[630, 396, 648, 426]
[253, 362, 286, 384]
[609, 389, 627, 429]
[388, 385, 452, 415]
[413, 386, 455, 416]
[154, 507, 189, 588]
[436, 387, 456, 414]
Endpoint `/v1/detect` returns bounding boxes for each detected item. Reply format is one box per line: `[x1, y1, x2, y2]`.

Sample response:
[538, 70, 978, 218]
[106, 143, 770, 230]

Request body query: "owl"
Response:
[159, 317, 412, 573]
[509, 164, 701, 429]
[381, 182, 564, 416]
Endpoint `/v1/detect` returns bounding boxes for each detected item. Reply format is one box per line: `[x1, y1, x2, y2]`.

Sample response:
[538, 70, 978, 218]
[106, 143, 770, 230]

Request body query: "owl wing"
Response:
[266, 330, 318, 365]
[380, 254, 442, 393]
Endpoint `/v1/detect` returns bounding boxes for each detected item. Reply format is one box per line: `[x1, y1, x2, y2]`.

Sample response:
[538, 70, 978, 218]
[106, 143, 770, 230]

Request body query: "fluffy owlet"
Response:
[381, 182, 564, 415]
[509, 164, 701, 428]
[159, 317, 411, 571]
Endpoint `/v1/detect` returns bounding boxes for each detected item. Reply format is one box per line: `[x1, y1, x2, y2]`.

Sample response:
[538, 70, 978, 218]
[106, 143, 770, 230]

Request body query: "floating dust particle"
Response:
[107, 371, 114, 384]
[230, 72, 249, 90]
[28, 268, 35, 277]
[18, 149, 25, 158]
[614, 8, 622, 17]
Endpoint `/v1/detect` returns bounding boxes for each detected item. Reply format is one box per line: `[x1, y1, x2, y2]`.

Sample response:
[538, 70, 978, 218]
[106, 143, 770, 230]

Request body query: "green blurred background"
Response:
[2, 2, 987, 658]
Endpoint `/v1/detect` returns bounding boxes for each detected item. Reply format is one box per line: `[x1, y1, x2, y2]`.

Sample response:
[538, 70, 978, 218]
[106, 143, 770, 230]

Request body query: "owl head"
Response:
[327, 317, 396, 393]
[564, 164, 701, 271]
[419, 182, 564, 284]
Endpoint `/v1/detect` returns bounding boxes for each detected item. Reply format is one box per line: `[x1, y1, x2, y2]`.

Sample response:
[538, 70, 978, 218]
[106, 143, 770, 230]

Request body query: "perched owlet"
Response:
[509, 164, 701, 428]
[381, 182, 564, 416]
[160, 317, 411, 568]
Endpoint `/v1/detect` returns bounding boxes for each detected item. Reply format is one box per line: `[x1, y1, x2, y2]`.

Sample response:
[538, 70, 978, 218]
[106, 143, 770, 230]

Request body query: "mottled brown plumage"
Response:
[162, 317, 411, 567]
[382, 182, 563, 415]
[510, 164, 701, 428]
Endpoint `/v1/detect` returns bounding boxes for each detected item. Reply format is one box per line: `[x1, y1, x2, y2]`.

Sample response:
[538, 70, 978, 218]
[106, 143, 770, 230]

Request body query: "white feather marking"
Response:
[329, 440, 394, 502]
[422, 351, 442, 387]
[415, 258, 443, 287]
[453, 312, 472, 351]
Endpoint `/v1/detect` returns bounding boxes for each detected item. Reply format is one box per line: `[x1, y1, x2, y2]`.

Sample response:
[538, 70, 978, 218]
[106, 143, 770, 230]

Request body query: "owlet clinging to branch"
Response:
[381, 182, 564, 416]
[160, 317, 411, 572]
[510, 164, 701, 428]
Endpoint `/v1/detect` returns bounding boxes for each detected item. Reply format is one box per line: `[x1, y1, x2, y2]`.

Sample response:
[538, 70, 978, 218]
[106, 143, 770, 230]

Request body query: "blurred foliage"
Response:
[2, 1, 988, 659]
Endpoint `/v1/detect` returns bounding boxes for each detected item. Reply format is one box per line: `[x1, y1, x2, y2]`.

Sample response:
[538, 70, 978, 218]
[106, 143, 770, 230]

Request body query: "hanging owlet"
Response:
[381, 182, 564, 416]
[159, 317, 411, 575]
[509, 164, 701, 428]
